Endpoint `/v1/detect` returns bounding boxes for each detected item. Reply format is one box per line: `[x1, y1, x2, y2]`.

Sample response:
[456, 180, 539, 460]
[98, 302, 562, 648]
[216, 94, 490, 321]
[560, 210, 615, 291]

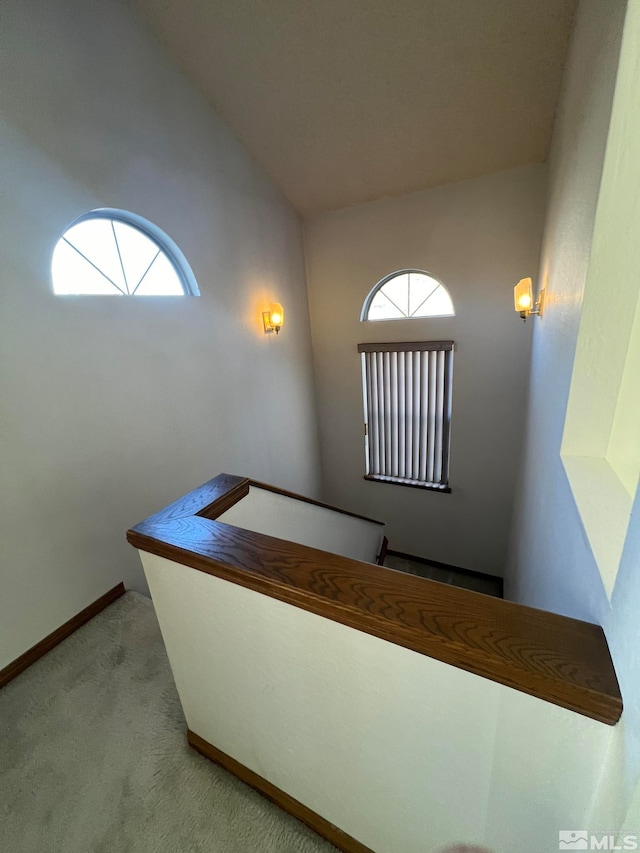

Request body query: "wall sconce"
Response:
[263, 302, 284, 335]
[514, 278, 545, 320]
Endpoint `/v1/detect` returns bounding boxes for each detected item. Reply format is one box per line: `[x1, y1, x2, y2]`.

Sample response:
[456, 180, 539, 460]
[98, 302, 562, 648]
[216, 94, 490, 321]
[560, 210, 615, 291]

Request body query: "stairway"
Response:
[383, 551, 503, 598]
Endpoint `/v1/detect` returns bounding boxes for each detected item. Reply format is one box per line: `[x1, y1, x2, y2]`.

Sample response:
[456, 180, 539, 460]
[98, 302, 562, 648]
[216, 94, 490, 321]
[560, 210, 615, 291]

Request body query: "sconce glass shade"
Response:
[514, 278, 533, 314]
[263, 302, 284, 334]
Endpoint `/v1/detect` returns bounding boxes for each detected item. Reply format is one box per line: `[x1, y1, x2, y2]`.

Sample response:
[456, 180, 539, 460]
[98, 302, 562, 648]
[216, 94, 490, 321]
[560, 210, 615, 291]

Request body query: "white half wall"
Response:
[304, 165, 547, 576]
[141, 551, 614, 853]
[0, 0, 320, 667]
[217, 486, 384, 563]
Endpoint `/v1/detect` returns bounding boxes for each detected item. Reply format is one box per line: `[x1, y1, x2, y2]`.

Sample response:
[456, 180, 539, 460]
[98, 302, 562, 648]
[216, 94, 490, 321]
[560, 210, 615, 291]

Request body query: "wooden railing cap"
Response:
[127, 473, 622, 726]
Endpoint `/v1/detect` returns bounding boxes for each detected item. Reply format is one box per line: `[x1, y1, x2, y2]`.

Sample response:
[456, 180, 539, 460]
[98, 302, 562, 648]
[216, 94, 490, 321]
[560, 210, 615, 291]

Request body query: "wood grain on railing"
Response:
[127, 474, 622, 725]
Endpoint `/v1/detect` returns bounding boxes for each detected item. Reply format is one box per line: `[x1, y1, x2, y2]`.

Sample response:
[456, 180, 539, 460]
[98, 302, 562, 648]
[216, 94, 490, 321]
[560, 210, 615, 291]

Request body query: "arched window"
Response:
[361, 269, 454, 321]
[51, 209, 199, 296]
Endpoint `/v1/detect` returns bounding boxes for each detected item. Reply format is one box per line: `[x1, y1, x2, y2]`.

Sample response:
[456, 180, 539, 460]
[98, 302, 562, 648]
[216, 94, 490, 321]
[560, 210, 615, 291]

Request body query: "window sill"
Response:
[364, 475, 451, 493]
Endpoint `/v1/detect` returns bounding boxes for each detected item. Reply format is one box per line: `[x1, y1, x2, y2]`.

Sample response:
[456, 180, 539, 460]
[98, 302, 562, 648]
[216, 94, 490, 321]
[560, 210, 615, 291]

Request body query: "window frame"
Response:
[360, 268, 454, 322]
[358, 340, 454, 492]
[51, 208, 200, 297]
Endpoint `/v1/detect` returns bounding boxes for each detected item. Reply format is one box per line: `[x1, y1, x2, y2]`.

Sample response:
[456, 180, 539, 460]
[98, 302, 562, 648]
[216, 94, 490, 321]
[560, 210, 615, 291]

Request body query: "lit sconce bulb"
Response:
[263, 302, 285, 335]
[517, 293, 532, 310]
[269, 303, 283, 327]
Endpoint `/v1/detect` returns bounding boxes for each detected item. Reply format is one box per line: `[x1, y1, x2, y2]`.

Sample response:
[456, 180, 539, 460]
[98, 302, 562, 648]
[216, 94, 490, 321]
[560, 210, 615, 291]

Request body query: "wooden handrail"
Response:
[127, 474, 622, 725]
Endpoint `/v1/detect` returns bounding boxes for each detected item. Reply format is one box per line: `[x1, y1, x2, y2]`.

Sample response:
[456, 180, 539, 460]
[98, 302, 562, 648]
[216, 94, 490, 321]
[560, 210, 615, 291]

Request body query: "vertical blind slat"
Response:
[432, 351, 439, 483]
[364, 352, 373, 475]
[413, 351, 421, 480]
[427, 351, 436, 483]
[405, 352, 413, 479]
[361, 353, 369, 474]
[384, 352, 392, 476]
[434, 350, 445, 483]
[397, 352, 405, 479]
[422, 352, 428, 483]
[369, 352, 379, 475]
[415, 352, 422, 482]
[390, 351, 399, 478]
[377, 351, 386, 475]
[424, 351, 431, 483]
[419, 351, 428, 482]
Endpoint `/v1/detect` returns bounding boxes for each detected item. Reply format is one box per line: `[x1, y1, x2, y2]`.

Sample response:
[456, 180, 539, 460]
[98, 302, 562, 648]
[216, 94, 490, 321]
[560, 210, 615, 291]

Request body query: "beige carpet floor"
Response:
[0, 591, 337, 853]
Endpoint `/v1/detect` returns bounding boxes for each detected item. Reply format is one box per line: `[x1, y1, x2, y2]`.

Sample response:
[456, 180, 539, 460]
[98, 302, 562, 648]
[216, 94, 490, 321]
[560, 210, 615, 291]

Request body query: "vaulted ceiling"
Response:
[135, 0, 577, 217]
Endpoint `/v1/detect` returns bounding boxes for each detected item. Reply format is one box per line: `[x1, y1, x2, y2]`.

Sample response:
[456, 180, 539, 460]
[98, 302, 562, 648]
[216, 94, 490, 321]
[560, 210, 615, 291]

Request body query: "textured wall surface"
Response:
[0, 0, 320, 667]
[142, 551, 613, 853]
[304, 164, 547, 576]
[507, 0, 640, 826]
[217, 486, 384, 563]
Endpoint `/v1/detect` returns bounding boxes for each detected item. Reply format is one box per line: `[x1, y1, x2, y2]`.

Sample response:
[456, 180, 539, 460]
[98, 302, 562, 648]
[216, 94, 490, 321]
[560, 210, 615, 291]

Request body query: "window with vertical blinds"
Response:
[358, 341, 454, 491]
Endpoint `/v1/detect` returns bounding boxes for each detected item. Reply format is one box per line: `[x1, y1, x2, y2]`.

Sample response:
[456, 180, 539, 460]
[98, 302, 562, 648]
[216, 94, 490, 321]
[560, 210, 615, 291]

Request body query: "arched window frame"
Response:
[360, 268, 454, 322]
[51, 208, 199, 296]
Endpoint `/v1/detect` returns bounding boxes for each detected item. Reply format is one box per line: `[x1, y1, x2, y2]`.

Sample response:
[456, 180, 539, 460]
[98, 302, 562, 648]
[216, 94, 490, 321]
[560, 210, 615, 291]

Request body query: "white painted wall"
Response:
[508, 0, 640, 832]
[304, 166, 547, 576]
[217, 487, 384, 564]
[141, 551, 614, 853]
[558, 0, 640, 599]
[0, 0, 320, 668]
